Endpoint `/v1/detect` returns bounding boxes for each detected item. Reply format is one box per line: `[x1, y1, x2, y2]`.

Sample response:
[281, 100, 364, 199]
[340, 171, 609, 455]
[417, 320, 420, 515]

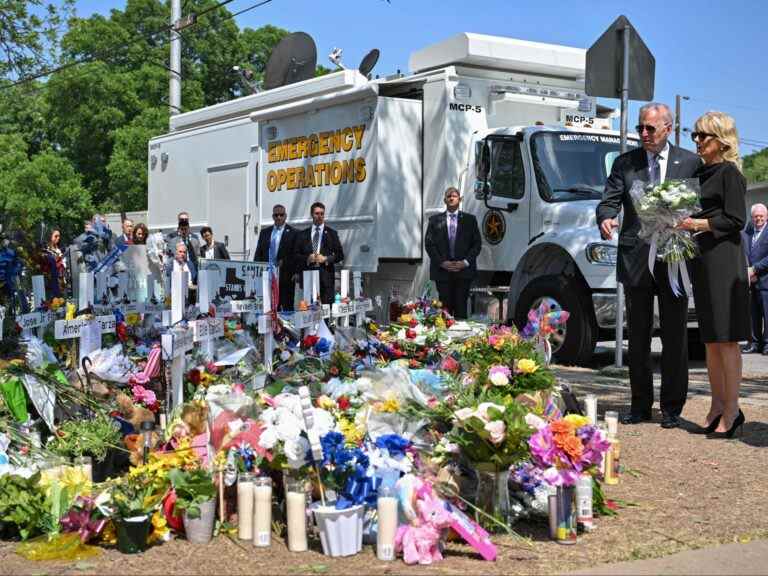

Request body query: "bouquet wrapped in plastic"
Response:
[629, 178, 701, 295]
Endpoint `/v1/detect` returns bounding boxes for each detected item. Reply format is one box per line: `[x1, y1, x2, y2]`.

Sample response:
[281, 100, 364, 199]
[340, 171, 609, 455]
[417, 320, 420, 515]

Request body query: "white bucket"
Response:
[183, 499, 216, 544]
[311, 503, 364, 557]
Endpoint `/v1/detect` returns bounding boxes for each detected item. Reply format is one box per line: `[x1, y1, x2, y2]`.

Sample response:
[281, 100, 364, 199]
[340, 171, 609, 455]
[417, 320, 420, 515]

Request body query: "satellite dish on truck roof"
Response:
[358, 48, 380, 77]
[263, 32, 317, 90]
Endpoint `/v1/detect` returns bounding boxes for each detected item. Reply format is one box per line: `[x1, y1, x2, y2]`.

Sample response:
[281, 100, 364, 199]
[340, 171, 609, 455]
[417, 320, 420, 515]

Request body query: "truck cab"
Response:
[469, 126, 639, 363]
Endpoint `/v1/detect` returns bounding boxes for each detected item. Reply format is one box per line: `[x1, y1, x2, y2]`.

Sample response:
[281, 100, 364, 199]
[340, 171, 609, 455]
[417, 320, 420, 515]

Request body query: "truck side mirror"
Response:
[475, 140, 491, 200]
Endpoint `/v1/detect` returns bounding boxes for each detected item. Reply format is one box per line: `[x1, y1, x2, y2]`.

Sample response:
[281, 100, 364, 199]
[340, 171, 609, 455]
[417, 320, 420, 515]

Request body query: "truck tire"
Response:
[514, 275, 596, 366]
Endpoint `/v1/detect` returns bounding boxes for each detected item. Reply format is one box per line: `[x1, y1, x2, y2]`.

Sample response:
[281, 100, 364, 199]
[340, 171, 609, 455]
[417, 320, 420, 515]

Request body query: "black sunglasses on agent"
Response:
[691, 132, 717, 143]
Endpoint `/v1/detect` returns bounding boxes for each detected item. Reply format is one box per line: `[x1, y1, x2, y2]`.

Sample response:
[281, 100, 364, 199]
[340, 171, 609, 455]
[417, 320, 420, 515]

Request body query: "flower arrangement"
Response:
[47, 414, 122, 463]
[168, 468, 216, 519]
[316, 431, 375, 509]
[461, 325, 555, 396]
[630, 178, 701, 264]
[527, 414, 611, 486]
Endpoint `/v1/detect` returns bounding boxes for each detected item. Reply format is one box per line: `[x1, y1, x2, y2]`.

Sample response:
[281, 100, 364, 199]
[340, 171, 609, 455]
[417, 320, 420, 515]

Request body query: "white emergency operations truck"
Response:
[148, 32, 636, 364]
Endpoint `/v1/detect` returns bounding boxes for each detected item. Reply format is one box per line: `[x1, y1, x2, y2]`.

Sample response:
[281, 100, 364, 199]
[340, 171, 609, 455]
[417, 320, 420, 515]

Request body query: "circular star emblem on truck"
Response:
[483, 210, 506, 245]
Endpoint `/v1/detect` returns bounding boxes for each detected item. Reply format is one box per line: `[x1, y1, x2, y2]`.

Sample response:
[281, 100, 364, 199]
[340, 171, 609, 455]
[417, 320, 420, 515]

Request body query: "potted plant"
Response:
[47, 414, 123, 482]
[110, 475, 157, 553]
[169, 468, 217, 544]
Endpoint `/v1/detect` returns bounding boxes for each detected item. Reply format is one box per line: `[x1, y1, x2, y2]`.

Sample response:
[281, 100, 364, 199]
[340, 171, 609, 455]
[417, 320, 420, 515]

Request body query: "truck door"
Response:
[480, 136, 530, 268]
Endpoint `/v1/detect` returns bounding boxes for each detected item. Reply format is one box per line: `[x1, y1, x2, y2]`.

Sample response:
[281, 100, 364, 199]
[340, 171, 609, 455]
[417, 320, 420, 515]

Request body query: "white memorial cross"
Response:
[331, 269, 355, 328]
[18, 275, 54, 339]
[167, 266, 188, 409]
[258, 273, 275, 373]
[353, 271, 373, 328]
[0, 305, 5, 340]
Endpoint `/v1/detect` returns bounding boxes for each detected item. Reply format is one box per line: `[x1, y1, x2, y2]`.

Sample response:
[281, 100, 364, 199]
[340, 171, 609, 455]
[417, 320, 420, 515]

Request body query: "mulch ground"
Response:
[2, 375, 767, 575]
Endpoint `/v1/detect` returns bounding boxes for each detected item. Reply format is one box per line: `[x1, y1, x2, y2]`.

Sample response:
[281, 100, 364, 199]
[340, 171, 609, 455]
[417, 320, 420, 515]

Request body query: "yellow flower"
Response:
[100, 521, 117, 545]
[148, 510, 170, 543]
[434, 317, 446, 329]
[316, 395, 335, 410]
[338, 416, 365, 445]
[125, 313, 141, 326]
[376, 393, 401, 413]
[564, 414, 590, 428]
[65, 303, 76, 320]
[398, 314, 412, 324]
[517, 358, 539, 374]
[50, 297, 65, 311]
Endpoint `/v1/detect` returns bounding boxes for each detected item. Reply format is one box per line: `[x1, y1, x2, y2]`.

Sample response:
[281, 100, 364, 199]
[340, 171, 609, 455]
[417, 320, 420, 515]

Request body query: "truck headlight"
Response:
[586, 243, 617, 266]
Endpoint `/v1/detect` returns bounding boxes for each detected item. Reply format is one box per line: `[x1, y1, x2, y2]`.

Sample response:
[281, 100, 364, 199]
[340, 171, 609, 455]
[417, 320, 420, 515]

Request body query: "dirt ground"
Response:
[2, 369, 768, 575]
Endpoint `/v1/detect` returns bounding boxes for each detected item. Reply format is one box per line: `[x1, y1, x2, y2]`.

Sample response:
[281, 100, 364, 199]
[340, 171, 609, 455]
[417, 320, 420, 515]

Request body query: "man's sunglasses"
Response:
[635, 124, 667, 134]
[272, 213, 286, 217]
[691, 132, 717, 143]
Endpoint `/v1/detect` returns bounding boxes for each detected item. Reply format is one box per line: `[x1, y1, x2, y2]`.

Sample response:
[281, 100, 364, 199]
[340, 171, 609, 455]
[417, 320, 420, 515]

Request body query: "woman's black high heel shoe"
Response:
[707, 410, 745, 439]
[694, 414, 722, 434]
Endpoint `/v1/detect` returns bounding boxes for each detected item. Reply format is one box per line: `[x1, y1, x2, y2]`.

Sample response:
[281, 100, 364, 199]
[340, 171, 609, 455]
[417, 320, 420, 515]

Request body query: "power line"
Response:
[0, 0, 237, 92]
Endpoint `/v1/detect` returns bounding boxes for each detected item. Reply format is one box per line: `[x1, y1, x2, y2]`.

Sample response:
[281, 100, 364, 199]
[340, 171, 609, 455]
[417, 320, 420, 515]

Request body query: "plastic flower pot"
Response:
[311, 503, 364, 557]
[115, 515, 151, 554]
[183, 499, 216, 544]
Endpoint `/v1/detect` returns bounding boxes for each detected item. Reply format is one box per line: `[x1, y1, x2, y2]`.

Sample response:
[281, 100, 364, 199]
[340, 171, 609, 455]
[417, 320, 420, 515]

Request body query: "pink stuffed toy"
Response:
[395, 480, 453, 565]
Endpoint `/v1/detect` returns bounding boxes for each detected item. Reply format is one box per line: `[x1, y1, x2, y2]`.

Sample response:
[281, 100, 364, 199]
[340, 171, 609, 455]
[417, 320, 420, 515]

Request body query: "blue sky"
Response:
[73, 0, 768, 154]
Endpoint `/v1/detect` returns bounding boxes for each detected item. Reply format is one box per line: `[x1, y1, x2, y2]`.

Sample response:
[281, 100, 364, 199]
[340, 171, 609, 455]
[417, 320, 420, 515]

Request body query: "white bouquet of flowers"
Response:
[629, 178, 701, 295]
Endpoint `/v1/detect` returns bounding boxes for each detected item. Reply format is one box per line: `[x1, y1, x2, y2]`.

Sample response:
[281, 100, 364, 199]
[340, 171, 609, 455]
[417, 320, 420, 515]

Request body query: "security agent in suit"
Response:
[596, 103, 701, 429]
[743, 204, 768, 353]
[425, 187, 482, 319]
[254, 204, 298, 310]
[293, 202, 344, 305]
[199, 226, 230, 260]
[166, 213, 200, 270]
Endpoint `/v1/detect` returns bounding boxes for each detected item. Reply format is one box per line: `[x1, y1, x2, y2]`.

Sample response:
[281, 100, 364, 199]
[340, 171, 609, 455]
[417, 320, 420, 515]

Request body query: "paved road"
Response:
[573, 337, 768, 407]
[569, 539, 768, 575]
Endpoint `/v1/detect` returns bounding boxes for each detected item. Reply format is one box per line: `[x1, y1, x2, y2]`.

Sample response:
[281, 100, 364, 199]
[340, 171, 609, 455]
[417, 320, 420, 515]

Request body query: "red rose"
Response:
[405, 328, 417, 339]
[337, 396, 351, 410]
[302, 335, 319, 348]
[116, 323, 128, 342]
[329, 366, 339, 376]
[441, 356, 460, 373]
[188, 368, 201, 385]
[446, 318, 455, 328]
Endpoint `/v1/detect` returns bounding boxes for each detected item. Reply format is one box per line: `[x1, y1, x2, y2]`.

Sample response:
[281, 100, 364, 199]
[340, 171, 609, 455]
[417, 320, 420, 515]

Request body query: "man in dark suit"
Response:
[293, 202, 344, 305]
[425, 186, 482, 319]
[743, 204, 768, 354]
[115, 218, 133, 248]
[166, 212, 200, 271]
[596, 102, 701, 429]
[199, 226, 230, 260]
[255, 204, 297, 310]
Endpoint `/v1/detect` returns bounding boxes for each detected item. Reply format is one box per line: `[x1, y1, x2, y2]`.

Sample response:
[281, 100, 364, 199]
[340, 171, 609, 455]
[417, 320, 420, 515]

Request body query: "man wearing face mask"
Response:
[166, 211, 200, 270]
[596, 103, 701, 430]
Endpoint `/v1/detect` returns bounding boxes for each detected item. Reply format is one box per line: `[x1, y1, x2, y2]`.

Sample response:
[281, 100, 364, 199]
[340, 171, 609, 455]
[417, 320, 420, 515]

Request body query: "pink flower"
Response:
[488, 365, 511, 386]
[132, 385, 156, 407]
[454, 407, 475, 421]
[484, 420, 506, 445]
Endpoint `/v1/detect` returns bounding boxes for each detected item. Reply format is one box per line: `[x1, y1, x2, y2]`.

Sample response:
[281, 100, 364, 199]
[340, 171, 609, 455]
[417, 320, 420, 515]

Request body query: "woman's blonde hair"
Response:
[694, 111, 741, 170]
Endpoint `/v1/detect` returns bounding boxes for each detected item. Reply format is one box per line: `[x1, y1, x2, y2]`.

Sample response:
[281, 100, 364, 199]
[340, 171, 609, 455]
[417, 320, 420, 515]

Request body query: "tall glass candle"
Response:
[376, 485, 398, 561]
[237, 473, 255, 540]
[252, 476, 272, 547]
[285, 478, 308, 552]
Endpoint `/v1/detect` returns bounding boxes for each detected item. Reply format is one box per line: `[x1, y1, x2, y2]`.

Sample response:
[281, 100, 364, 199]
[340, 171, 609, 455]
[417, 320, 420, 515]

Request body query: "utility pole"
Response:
[169, 0, 182, 120]
[675, 94, 689, 147]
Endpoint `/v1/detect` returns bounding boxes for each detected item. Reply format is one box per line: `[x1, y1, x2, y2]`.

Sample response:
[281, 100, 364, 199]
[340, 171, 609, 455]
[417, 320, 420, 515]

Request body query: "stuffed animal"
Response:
[395, 475, 453, 565]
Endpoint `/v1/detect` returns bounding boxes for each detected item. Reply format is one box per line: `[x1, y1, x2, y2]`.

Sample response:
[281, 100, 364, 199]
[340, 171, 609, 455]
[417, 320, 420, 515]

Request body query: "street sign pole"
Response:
[614, 24, 631, 368]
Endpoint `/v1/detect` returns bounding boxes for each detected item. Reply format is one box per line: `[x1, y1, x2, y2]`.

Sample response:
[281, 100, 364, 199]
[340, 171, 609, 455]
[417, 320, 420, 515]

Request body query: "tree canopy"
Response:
[744, 148, 768, 184]
[0, 0, 293, 235]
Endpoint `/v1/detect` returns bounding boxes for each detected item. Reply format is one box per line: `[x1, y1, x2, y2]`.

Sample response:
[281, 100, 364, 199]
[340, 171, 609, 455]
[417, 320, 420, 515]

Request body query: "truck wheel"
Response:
[514, 276, 596, 366]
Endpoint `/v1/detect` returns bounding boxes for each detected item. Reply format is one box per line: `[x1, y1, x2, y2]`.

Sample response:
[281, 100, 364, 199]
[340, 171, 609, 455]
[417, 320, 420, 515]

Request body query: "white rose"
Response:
[258, 426, 279, 450]
[484, 420, 506, 445]
[284, 437, 310, 469]
[312, 408, 335, 436]
[475, 402, 505, 422]
[454, 407, 475, 421]
[488, 372, 509, 387]
[276, 414, 303, 441]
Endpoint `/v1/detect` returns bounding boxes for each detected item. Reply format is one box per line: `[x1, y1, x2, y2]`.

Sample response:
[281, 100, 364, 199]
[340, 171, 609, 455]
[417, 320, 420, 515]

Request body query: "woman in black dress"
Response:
[679, 111, 749, 438]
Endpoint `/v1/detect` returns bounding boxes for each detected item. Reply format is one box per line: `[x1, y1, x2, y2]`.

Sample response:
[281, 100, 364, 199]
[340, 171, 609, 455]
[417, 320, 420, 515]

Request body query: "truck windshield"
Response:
[530, 131, 639, 202]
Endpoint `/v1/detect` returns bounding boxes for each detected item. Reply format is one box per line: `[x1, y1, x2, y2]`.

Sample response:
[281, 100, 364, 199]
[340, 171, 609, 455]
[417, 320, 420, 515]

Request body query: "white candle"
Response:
[584, 394, 598, 425]
[377, 489, 398, 561]
[605, 410, 619, 438]
[286, 491, 308, 552]
[252, 478, 272, 547]
[237, 473, 255, 540]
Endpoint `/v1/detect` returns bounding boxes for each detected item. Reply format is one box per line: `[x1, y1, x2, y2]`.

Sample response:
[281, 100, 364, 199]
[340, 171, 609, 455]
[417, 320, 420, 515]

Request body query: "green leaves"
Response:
[0, 473, 48, 540]
[47, 414, 122, 463]
[169, 468, 216, 519]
